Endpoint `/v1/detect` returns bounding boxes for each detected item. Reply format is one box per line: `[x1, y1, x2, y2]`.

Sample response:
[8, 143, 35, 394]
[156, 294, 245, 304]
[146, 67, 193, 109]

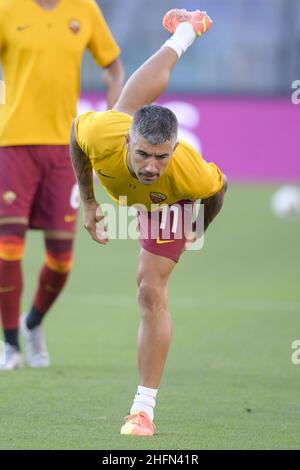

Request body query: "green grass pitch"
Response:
[0, 184, 300, 450]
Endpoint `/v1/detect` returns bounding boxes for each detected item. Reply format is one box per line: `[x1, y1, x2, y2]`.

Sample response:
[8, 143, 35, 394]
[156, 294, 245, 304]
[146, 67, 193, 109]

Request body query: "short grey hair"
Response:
[131, 104, 178, 145]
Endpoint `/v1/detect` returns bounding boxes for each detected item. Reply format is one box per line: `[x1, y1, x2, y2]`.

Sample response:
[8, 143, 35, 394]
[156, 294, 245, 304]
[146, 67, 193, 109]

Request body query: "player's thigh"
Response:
[31, 146, 79, 233]
[0, 146, 40, 222]
[137, 248, 176, 287]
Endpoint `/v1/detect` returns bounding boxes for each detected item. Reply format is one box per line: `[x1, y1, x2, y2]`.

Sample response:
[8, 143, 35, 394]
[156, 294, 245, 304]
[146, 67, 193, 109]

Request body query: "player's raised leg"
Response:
[121, 250, 176, 436]
[115, 9, 212, 116]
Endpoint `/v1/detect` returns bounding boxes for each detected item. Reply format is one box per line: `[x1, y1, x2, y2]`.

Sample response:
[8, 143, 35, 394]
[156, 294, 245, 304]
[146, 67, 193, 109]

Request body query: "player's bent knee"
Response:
[44, 230, 75, 240]
[45, 253, 73, 274]
[138, 282, 166, 313]
[0, 223, 26, 261]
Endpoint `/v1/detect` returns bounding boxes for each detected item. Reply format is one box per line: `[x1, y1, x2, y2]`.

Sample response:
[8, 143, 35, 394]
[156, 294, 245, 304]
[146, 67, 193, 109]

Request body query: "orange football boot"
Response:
[120, 411, 156, 436]
[163, 8, 213, 37]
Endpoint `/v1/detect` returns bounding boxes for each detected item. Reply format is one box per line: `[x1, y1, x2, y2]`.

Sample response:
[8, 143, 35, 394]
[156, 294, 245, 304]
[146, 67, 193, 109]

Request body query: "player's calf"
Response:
[0, 223, 26, 354]
[27, 238, 74, 328]
[22, 238, 74, 368]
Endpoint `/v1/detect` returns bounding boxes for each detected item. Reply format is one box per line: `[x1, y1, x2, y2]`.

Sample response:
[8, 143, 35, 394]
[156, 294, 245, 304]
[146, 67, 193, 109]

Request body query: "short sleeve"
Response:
[87, 0, 121, 68]
[195, 161, 223, 199]
[74, 111, 98, 157]
[173, 140, 224, 201]
[75, 110, 132, 160]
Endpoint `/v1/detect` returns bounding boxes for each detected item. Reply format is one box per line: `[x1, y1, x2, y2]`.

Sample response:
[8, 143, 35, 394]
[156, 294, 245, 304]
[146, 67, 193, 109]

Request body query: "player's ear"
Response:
[173, 141, 179, 152]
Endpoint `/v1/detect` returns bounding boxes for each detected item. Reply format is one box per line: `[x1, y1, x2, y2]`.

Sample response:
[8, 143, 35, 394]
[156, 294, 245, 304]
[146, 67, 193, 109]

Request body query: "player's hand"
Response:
[83, 200, 109, 245]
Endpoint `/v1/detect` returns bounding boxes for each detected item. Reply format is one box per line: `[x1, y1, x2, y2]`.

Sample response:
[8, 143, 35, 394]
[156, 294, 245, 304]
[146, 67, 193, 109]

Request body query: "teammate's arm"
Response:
[102, 58, 125, 109]
[70, 122, 108, 245]
[87, 0, 124, 109]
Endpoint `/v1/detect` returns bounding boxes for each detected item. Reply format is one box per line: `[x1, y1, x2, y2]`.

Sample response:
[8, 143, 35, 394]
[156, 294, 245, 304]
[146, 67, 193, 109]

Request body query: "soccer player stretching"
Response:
[71, 8, 227, 436]
[0, 0, 124, 370]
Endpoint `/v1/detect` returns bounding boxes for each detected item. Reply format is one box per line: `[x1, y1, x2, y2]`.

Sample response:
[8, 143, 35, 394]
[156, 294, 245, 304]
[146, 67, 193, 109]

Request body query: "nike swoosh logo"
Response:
[156, 238, 176, 245]
[98, 169, 115, 179]
[17, 25, 32, 31]
[64, 214, 76, 223]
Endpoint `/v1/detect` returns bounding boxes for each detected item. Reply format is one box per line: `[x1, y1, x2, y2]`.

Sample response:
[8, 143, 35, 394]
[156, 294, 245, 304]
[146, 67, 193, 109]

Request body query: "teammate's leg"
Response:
[121, 249, 176, 436]
[21, 231, 74, 368]
[115, 10, 212, 116]
[26, 231, 74, 328]
[0, 219, 27, 369]
[0, 146, 38, 370]
[21, 145, 77, 367]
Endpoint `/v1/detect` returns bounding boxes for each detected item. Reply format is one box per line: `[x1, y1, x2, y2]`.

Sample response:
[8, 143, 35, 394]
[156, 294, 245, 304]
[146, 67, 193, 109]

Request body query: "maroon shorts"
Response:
[0, 145, 79, 232]
[137, 200, 194, 263]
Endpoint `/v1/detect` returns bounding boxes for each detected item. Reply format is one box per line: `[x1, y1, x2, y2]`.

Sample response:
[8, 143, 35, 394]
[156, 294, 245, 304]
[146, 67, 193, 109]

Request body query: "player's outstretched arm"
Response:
[70, 123, 108, 245]
[193, 175, 228, 239]
[203, 175, 228, 231]
[70, 123, 95, 203]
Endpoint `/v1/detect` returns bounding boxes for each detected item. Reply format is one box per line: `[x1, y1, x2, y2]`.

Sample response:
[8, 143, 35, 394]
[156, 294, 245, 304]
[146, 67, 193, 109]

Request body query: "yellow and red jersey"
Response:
[0, 0, 120, 145]
[75, 109, 223, 210]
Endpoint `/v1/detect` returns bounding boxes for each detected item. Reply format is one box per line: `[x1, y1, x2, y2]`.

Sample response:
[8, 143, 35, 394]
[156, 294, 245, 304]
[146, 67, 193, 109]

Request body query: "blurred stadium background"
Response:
[86, 0, 300, 94]
[1, 0, 300, 450]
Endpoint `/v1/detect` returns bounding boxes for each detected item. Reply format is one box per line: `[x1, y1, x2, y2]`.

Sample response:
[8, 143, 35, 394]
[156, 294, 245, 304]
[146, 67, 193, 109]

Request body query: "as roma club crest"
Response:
[3, 191, 16, 205]
[69, 19, 80, 34]
[150, 192, 167, 204]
